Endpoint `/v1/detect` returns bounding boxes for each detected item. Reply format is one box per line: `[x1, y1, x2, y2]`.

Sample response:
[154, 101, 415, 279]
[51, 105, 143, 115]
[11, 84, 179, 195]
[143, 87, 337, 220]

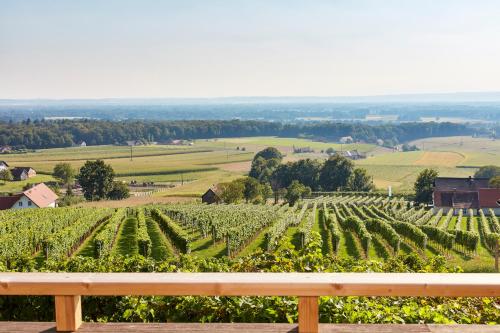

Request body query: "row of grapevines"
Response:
[450, 229, 479, 254]
[45, 209, 113, 260]
[454, 209, 464, 231]
[466, 209, 474, 232]
[326, 212, 341, 254]
[93, 209, 126, 258]
[488, 209, 500, 233]
[439, 209, 454, 230]
[420, 225, 454, 251]
[478, 209, 500, 251]
[338, 216, 371, 256]
[426, 209, 443, 226]
[298, 203, 317, 248]
[151, 208, 191, 253]
[265, 205, 298, 251]
[365, 218, 400, 253]
[136, 208, 152, 257]
[0, 207, 109, 262]
[390, 221, 427, 250]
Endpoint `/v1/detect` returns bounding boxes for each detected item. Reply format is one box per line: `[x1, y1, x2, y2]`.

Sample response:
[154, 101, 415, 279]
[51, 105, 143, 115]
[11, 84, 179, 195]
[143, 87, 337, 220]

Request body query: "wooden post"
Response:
[55, 295, 82, 332]
[298, 296, 318, 333]
[495, 240, 499, 273]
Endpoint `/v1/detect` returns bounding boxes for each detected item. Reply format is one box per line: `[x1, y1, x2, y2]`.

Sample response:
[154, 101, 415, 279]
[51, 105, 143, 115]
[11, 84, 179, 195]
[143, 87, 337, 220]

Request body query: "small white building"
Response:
[0, 183, 58, 210]
[339, 136, 354, 144]
[0, 161, 8, 171]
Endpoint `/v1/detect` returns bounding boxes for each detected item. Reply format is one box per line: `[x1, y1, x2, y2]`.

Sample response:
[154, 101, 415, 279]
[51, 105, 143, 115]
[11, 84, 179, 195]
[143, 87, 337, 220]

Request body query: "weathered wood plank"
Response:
[0, 323, 498, 333]
[1, 273, 499, 297]
[298, 296, 318, 333]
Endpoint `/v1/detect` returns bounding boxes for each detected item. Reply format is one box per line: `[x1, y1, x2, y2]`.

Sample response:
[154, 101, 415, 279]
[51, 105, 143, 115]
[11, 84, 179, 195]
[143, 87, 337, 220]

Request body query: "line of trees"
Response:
[218, 147, 375, 205]
[0, 119, 471, 149]
[52, 160, 130, 203]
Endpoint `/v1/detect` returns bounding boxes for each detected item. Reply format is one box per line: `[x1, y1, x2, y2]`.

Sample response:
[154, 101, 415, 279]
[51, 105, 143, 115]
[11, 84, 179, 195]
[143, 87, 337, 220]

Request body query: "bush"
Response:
[108, 182, 130, 200]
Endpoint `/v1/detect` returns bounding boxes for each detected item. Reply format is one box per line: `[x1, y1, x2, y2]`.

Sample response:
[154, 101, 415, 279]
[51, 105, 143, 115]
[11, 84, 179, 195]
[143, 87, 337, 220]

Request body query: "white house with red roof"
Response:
[0, 183, 58, 210]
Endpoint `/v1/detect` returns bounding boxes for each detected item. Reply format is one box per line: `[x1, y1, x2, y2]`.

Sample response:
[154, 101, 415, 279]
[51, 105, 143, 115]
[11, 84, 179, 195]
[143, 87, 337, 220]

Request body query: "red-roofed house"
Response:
[0, 183, 58, 210]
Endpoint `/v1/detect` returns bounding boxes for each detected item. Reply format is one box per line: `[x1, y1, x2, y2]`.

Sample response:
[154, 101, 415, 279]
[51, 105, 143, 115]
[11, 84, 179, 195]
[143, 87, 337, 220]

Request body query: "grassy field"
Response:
[410, 136, 500, 166]
[1, 136, 499, 196]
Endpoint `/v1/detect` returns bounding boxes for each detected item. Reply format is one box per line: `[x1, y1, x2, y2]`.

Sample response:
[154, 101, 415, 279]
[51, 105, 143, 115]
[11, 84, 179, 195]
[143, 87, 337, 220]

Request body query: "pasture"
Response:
[1, 136, 499, 196]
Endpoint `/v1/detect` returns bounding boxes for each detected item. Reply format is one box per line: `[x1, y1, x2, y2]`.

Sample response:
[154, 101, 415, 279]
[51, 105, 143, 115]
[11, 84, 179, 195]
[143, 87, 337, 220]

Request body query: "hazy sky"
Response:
[1, 0, 500, 99]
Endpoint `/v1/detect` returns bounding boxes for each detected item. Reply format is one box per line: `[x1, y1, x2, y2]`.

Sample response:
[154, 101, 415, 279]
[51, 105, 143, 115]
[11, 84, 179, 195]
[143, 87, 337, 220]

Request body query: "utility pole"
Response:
[130, 145, 133, 161]
[181, 173, 184, 186]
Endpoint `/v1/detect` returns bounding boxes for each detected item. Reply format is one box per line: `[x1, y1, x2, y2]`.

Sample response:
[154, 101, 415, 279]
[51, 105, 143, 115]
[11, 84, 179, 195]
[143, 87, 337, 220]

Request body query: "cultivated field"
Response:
[1, 136, 499, 196]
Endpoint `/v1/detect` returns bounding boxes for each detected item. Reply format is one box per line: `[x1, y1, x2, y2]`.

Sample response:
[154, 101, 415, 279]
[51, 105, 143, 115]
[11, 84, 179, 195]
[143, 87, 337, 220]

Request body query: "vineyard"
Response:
[0, 194, 499, 271]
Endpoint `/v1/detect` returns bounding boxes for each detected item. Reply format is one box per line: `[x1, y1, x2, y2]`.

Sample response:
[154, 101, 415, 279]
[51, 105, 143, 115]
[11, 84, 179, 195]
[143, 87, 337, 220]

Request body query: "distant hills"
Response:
[2, 91, 500, 105]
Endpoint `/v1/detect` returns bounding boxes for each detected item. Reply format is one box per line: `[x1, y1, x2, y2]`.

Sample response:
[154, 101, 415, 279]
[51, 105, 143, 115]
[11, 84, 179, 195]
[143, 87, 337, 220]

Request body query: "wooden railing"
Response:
[1, 272, 500, 333]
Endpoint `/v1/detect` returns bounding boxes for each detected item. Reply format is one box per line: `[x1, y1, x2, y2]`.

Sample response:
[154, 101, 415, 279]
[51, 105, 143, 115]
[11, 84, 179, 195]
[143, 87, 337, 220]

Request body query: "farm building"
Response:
[433, 177, 500, 215]
[11, 167, 36, 181]
[341, 150, 366, 160]
[202, 186, 222, 204]
[339, 136, 354, 144]
[125, 140, 143, 146]
[0, 146, 12, 153]
[293, 146, 314, 153]
[0, 161, 8, 171]
[0, 183, 58, 210]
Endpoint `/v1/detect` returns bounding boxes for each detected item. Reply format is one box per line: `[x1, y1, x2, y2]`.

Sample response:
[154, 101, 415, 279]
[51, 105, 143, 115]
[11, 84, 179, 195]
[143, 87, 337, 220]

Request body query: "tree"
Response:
[243, 177, 261, 203]
[253, 147, 283, 161]
[260, 183, 273, 202]
[219, 180, 245, 204]
[348, 168, 375, 192]
[326, 147, 336, 155]
[77, 160, 115, 201]
[489, 176, 500, 189]
[53, 163, 76, 190]
[108, 182, 130, 200]
[414, 168, 438, 205]
[0, 169, 13, 184]
[319, 155, 354, 191]
[285, 180, 311, 206]
[474, 165, 500, 179]
[249, 147, 283, 183]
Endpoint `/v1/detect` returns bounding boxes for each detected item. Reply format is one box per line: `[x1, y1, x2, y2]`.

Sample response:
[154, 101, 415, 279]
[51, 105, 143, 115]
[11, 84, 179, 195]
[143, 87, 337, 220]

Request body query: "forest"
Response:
[0, 119, 471, 149]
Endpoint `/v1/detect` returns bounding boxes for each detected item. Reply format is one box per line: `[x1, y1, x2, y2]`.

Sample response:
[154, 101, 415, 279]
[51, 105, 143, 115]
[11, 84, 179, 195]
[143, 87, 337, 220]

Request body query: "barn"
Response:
[433, 177, 500, 215]
[11, 167, 36, 181]
[201, 186, 222, 204]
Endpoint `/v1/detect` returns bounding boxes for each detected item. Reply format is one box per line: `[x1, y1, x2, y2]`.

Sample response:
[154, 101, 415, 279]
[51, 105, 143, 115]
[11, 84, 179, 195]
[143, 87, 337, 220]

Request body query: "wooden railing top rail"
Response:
[1, 272, 500, 297]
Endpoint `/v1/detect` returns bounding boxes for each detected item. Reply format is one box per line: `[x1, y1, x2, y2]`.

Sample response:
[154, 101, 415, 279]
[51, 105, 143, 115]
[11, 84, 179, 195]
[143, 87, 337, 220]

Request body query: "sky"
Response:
[1, 0, 500, 99]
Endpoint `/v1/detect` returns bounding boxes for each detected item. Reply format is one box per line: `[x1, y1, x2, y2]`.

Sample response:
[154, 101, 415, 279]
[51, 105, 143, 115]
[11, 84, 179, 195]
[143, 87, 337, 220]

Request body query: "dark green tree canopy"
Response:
[108, 182, 130, 200]
[414, 168, 438, 205]
[348, 168, 375, 192]
[253, 147, 283, 161]
[0, 169, 13, 183]
[77, 160, 115, 201]
[319, 155, 354, 191]
[285, 180, 311, 206]
[0, 119, 472, 149]
[489, 176, 500, 188]
[474, 165, 500, 180]
[53, 163, 76, 185]
[249, 147, 283, 183]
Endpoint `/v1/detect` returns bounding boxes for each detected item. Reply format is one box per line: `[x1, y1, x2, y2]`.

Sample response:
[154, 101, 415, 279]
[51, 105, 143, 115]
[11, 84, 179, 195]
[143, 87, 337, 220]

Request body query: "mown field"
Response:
[2, 195, 498, 272]
[1, 136, 499, 196]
